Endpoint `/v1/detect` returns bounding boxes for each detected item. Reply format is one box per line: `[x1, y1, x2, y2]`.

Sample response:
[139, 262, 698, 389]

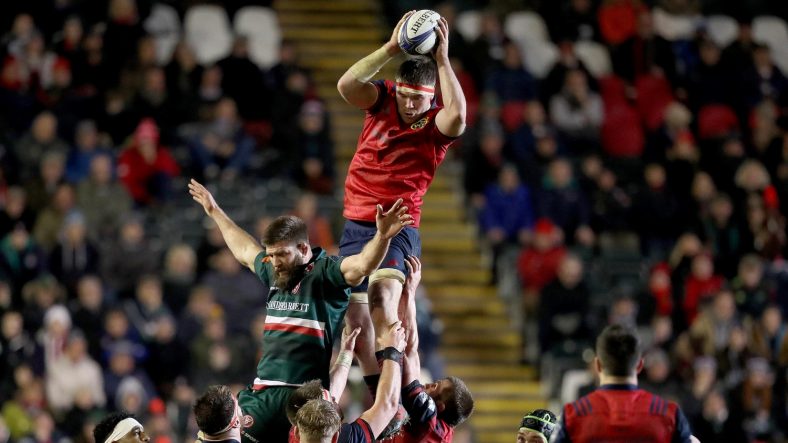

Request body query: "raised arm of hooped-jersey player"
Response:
[401, 256, 422, 385]
[337, 11, 414, 110]
[339, 199, 413, 287]
[329, 326, 361, 402]
[433, 17, 466, 138]
[188, 179, 262, 272]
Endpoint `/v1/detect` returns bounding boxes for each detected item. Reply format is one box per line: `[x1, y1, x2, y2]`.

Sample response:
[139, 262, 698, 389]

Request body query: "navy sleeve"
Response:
[338, 419, 374, 443]
[550, 411, 571, 443]
[401, 380, 438, 426]
[672, 407, 693, 443]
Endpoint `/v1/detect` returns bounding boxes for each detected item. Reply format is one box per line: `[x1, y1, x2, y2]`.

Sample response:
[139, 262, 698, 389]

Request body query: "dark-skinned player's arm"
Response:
[433, 18, 466, 138]
[188, 179, 262, 272]
[339, 199, 413, 287]
[359, 321, 406, 439]
[401, 256, 422, 385]
[329, 326, 361, 402]
[337, 11, 414, 110]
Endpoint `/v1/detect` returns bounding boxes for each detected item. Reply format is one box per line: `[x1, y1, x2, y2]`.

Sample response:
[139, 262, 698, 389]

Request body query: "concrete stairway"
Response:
[274, 1, 546, 441]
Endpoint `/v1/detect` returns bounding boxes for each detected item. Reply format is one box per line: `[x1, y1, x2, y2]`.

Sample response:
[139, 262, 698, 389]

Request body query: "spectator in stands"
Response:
[68, 275, 106, 360]
[682, 253, 724, 324]
[200, 248, 265, 335]
[291, 192, 337, 254]
[748, 304, 788, 365]
[615, 9, 677, 83]
[538, 254, 590, 353]
[559, 0, 601, 42]
[633, 163, 681, 259]
[38, 305, 72, 373]
[218, 36, 270, 121]
[21, 277, 64, 346]
[164, 41, 202, 121]
[698, 193, 750, 278]
[0, 311, 37, 383]
[45, 330, 104, 415]
[189, 314, 248, 390]
[542, 40, 596, 103]
[480, 165, 535, 283]
[509, 101, 555, 169]
[101, 215, 159, 299]
[99, 309, 145, 366]
[48, 211, 100, 294]
[739, 44, 788, 109]
[549, 69, 603, 153]
[537, 158, 594, 247]
[467, 9, 507, 88]
[102, 341, 156, 413]
[0, 225, 47, 295]
[76, 153, 132, 241]
[117, 118, 180, 207]
[518, 218, 567, 299]
[102, 0, 145, 88]
[0, 187, 36, 237]
[144, 315, 188, 398]
[691, 389, 747, 443]
[65, 120, 112, 184]
[176, 286, 217, 346]
[161, 243, 197, 317]
[187, 97, 255, 182]
[130, 67, 182, 141]
[463, 121, 506, 211]
[731, 254, 771, 318]
[26, 151, 67, 214]
[123, 275, 171, 342]
[293, 100, 336, 195]
[680, 38, 731, 112]
[590, 168, 632, 233]
[731, 357, 775, 438]
[639, 348, 682, 400]
[485, 40, 538, 104]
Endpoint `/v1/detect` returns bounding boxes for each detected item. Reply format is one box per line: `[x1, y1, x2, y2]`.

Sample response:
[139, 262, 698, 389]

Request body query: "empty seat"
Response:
[234, 6, 281, 70]
[697, 104, 739, 139]
[504, 11, 549, 45]
[574, 41, 612, 78]
[456, 10, 482, 42]
[753, 15, 788, 74]
[184, 5, 233, 65]
[634, 74, 674, 131]
[143, 3, 181, 64]
[705, 15, 739, 48]
[520, 40, 558, 79]
[602, 102, 644, 158]
[598, 75, 629, 109]
[652, 7, 699, 41]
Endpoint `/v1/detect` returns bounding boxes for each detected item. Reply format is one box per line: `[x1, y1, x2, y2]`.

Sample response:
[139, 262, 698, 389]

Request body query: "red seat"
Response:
[634, 74, 674, 131]
[599, 75, 629, 109]
[697, 104, 739, 139]
[602, 102, 644, 158]
[499, 100, 527, 133]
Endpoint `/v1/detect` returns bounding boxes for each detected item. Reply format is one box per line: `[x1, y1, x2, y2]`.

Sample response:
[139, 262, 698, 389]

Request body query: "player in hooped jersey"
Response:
[188, 180, 413, 443]
[552, 324, 695, 443]
[394, 256, 474, 443]
[336, 11, 467, 383]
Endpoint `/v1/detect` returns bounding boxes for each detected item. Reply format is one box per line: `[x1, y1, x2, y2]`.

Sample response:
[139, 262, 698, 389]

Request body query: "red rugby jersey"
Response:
[343, 80, 458, 227]
[553, 384, 692, 443]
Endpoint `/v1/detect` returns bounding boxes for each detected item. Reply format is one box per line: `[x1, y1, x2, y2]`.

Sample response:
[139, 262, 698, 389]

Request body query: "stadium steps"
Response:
[272, 1, 547, 441]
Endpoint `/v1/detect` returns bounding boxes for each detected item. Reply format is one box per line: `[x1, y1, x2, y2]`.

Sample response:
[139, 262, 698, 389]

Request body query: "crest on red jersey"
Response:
[411, 117, 429, 130]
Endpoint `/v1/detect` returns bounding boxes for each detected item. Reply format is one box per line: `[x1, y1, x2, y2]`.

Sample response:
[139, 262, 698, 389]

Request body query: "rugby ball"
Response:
[398, 10, 441, 55]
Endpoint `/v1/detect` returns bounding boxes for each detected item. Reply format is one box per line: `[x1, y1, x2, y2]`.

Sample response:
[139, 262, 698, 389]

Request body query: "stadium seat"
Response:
[652, 8, 700, 41]
[234, 6, 281, 70]
[601, 102, 644, 158]
[753, 15, 788, 74]
[184, 5, 233, 65]
[705, 15, 739, 48]
[143, 3, 181, 64]
[504, 11, 550, 45]
[574, 41, 612, 78]
[598, 75, 629, 109]
[456, 10, 482, 42]
[499, 100, 527, 132]
[634, 74, 674, 131]
[697, 104, 739, 139]
[520, 40, 558, 79]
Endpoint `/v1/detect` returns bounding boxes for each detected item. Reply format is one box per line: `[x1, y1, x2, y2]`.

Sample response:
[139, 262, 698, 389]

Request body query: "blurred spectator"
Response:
[467, 10, 507, 88]
[633, 163, 681, 259]
[680, 39, 731, 111]
[558, 0, 601, 42]
[731, 358, 775, 438]
[65, 120, 112, 183]
[731, 254, 771, 319]
[68, 275, 106, 360]
[747, 305, 788, 366]
[200, 248, 265, 335]
[598, 0, 647, 47]
[538, 254, 590, 353]
[637, 263, 674, 322]
[518, 218, 567, 300]
[14, 112, 69, 182]
[130, 67, 182, 141]
[45, 330, 104, 415]
[161, 244, 197, 317]
[691, 389, 747, 443]
[549, 69, 603, 152]
[99, 309, 145, 366]
[0, 226, 47, 295]
[38, 305, 72, 373]
[697, 193, 750, 278]
[187, 97, 255, 182]
[292, 100, 335, 195]
[76, 153, 133, 241]
[0, 311, 37, 384]
[0, 187, 36, 239]
[485, 40, 538, 104]
[542, 40, 596, 103]
[32, 183, 77, 253]
[101, 216, 159, 299]
[144, 315, 188, 399]
[218, 36, 270, 121]
[20, 277, 63, 344]
[537, 158, 594, 247]
[590, 168, 632, 232]
[176, 286, 218, 346]
[102, 341, 156, 412]
[613, 10, 677, 83]
[509, 101, 554, 169]
[291, 193, 336, 254]
[123, 275, 171, 342]
[479, 165, 535, 283]
[48, 211, 100, 295]
[164, 41, 202, 119]
[739, 44, 788, 110]
[53, 16, 83, 66]
[102, 0, 145, 88]
[25, 151, 66, 215]
[188, 315, 248, 390]
[196, 223, 225, 276]
[463, 121, 506, 210]
[639, 348, 681, 399]
[117, 118, 179, 207]
[682, 253, 724, 325]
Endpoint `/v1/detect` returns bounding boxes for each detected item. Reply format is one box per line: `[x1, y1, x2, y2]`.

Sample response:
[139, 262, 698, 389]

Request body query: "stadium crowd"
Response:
[0, 0, 787, 442]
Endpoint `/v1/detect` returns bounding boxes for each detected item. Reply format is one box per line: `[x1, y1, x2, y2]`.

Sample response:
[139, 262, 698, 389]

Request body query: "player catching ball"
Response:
[336, 10, 467, 379]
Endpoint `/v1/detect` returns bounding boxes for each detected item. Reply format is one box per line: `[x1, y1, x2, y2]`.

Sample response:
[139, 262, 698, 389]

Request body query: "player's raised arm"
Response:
[340, 199, 413, 287]
[401, 256, 422, 385]
[360, 321, 406, 439]
[329, 326, 360, 402]
[337, 11, 414, 109]
[433, 17, 466, 138]
[188, 179, 262, 272]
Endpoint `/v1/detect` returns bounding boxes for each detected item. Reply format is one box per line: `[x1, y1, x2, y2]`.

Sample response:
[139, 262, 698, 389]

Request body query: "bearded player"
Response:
[188, 179, 412, 443]
[336, 10, 466, 389]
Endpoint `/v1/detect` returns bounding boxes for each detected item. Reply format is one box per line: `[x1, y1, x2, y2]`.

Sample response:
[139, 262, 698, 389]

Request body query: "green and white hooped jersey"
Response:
[252, 248, 350, 388]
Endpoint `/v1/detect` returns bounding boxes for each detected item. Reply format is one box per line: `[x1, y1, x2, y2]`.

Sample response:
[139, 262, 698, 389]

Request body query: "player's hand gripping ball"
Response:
[398, 9, 442, 55]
